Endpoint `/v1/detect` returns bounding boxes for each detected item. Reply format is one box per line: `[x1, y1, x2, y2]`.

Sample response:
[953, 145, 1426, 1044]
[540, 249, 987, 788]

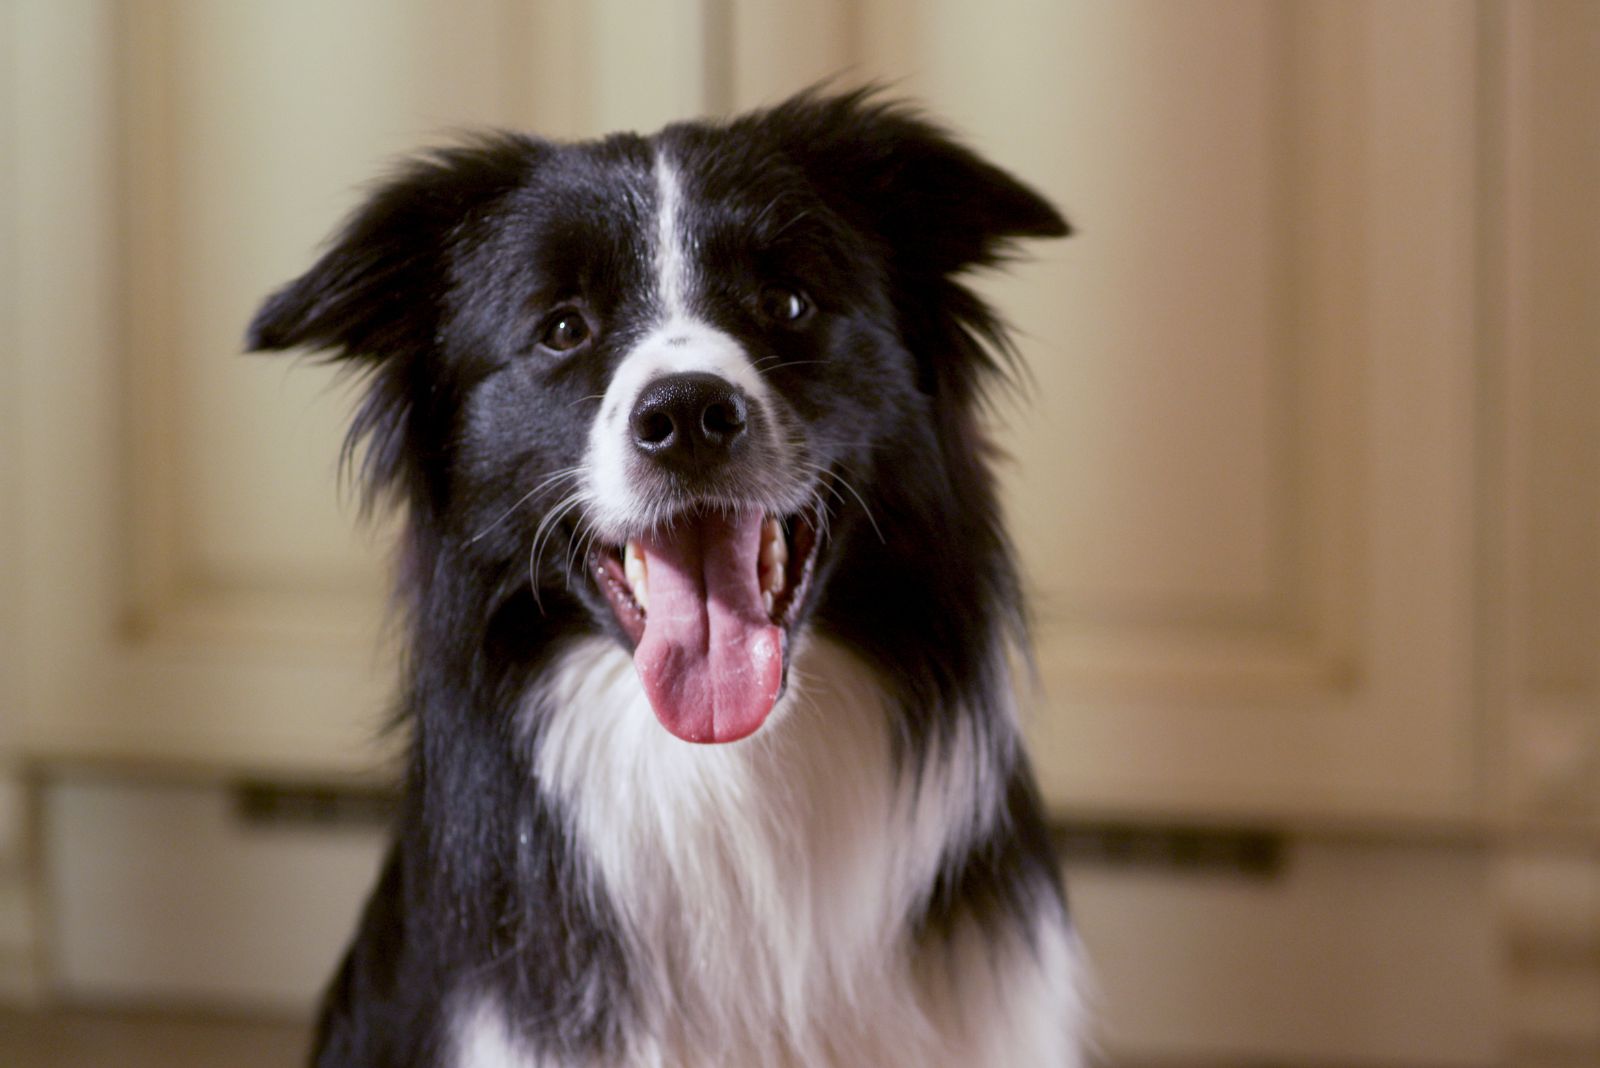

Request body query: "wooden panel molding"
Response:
[15, 0, 721, 774]
[118, 0, 527, 650]
[850, 0, 1481, 824]
[116, 0, 722, 653]
[1498, 850, 1600, 1064]
[1496, 0, 1600, 837]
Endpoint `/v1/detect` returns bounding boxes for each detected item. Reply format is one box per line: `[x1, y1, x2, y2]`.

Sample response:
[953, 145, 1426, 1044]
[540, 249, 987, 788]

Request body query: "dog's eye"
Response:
[758, 285, 811, 325]
[539, 310, 591, 354]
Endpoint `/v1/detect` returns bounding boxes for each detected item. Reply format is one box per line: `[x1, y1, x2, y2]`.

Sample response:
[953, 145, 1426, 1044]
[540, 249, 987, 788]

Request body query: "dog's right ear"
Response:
[246, 137, 536, 360]
[246, 136, 536, 513]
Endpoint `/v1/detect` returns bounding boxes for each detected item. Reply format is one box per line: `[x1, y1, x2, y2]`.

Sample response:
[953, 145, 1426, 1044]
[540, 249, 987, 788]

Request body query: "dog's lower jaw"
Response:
[478, 636, 1085, 1068]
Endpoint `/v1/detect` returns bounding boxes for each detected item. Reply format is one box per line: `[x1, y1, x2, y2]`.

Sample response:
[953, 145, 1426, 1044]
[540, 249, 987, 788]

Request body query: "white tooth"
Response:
[762, 561, 785, 596]
[760, 517, 785, 570]
[623, 539, 648, 611]
[763, 590, 775, 617]
[759, 517, 787, 602]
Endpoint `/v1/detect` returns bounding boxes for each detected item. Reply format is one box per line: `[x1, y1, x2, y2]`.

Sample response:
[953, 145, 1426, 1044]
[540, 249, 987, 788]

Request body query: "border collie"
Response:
[249, 89, 1080, 1068]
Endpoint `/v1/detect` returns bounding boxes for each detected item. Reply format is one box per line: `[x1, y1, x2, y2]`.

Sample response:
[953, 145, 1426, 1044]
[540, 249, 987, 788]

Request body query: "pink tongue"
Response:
[634, 512, 784, 743]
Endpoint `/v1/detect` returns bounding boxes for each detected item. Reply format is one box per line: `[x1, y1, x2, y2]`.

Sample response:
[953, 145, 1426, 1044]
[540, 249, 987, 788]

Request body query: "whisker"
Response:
[784, 360, 831, 370]
[527, 490, 588, 610]
[564, 519, 602, 593]
[750, 358, 837, 382]
[470, 488, 543, 546]
[528, 538, 542, 614]
[467, 467, 582, 545]
[829, 469, 886, 545]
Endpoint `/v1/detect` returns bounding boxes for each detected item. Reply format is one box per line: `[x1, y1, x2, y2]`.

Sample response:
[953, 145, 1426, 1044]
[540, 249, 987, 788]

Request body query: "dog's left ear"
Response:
[760, 89, 1068, 411]
[761, 89, 1070, 280]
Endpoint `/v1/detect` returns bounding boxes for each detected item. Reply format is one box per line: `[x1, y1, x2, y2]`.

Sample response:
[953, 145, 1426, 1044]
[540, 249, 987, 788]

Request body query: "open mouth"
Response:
[590, 506, 821, 744]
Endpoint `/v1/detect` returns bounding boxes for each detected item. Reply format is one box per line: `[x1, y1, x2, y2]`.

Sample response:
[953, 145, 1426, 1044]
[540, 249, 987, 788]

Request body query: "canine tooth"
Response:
[757, 516, 788, 600]
[762, 561, 785, 596]
[763, 590, 775, 616]
[760, 517, 785, 572]
[623, 540, 648, 611]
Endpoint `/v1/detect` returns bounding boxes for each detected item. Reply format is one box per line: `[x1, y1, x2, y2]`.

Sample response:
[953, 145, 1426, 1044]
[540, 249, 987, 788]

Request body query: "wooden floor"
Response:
[0, 1006, 311, 1068]
[6, 1005, 1574, 1068]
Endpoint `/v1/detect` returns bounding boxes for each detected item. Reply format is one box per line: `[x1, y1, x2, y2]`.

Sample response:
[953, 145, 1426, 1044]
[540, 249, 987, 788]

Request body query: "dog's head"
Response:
[249, 90, 1066, 744]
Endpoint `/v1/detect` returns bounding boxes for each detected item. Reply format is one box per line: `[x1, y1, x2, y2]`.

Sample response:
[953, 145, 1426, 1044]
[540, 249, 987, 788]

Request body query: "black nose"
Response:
[629, 372, 749, 476]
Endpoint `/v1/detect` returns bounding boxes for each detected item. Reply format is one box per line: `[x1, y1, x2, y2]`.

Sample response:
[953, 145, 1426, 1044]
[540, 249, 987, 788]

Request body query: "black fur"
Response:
[249, 89, 1069, 1066]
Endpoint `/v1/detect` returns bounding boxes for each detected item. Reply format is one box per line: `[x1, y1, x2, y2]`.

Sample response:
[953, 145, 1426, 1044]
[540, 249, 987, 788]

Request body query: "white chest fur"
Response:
[452, 638, 1083, 1068]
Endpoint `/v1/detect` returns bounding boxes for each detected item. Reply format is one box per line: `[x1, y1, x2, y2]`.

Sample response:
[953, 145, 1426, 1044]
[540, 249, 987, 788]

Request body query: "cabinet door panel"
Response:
[856, 0, 1480, 823]
[10, 0, 711, 775]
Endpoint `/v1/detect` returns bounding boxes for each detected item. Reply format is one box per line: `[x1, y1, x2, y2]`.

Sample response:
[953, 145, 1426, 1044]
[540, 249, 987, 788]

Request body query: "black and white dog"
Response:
[249, 89, 1080, 1068]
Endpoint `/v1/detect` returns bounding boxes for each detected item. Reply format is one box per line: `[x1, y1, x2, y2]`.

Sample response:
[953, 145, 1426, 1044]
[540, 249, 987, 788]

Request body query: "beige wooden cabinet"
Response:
[3, 2, 1597, 1064]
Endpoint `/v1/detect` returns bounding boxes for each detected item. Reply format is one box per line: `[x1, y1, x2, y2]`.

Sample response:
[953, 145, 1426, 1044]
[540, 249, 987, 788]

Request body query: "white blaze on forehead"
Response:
[639, 149, 770, 401]
[580, 149, 793, 537]
[655, 152, 689, 319]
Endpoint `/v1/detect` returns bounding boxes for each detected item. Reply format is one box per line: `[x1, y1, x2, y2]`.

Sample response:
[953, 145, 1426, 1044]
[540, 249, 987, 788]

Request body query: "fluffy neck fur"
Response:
[534, 637, 998, 1057]
[426, 633, 1071, 1068]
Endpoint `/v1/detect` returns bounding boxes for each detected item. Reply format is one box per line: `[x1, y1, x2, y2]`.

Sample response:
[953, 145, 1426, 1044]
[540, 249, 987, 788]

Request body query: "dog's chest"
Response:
[528, 639, 968, 1023]
[452, 918, 1082, 1068]
[448, 638, 1080, 1067]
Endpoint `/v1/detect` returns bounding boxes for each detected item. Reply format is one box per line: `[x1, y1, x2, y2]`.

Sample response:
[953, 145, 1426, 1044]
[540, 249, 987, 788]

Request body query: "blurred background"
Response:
[2, 1, 1597, 1065]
